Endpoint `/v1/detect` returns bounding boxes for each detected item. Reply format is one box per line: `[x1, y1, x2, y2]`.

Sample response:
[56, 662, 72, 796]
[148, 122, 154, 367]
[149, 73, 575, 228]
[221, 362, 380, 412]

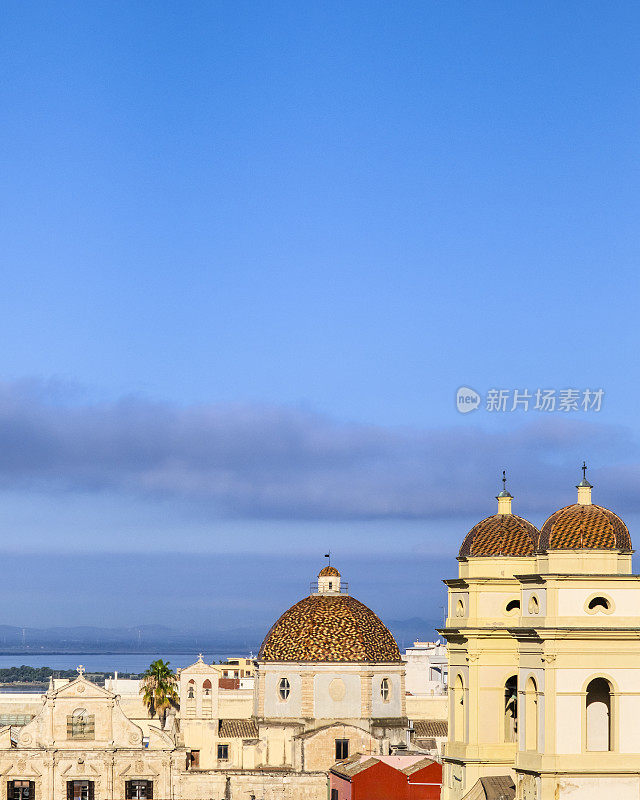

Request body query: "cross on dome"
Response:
[76, 665, 85, 676]
[577, 461, 593, 503]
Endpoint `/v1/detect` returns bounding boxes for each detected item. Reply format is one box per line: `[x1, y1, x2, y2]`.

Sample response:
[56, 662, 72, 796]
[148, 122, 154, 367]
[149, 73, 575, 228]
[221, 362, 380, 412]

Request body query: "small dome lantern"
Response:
[317, 564, 341, 593]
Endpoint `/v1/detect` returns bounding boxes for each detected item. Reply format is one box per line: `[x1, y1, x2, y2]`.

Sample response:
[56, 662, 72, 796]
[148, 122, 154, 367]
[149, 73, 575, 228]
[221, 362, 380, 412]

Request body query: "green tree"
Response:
[140, 659, 179, 729]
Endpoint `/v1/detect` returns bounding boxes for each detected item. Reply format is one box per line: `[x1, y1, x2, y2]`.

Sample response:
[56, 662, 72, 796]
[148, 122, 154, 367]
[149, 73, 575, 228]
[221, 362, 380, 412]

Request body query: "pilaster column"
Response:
[361, 672, 373, 717]
[301, 672, 315, 716]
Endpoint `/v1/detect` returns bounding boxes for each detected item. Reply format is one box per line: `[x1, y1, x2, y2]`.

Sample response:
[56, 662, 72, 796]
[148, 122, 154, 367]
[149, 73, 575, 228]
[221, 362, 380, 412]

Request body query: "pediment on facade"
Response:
[57, 759, 105, 779]
[118, 760, 160, 778]
[0, 762, 42, 778]
[180, 656, 216, 675]
[52, 675, 115, 700]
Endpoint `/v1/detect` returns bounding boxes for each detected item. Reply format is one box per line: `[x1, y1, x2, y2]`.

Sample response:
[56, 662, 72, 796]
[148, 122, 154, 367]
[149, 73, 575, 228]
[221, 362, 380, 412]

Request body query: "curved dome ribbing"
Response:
[459, 514, 540, 557]
[539, 503, 631, 551]
[258, 594, 402, 663]
[318, 566, 341, 577]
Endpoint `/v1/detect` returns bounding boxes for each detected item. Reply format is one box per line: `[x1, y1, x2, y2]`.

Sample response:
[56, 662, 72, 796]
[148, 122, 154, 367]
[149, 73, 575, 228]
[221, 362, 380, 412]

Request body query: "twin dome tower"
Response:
[459, 466, 631, 561]
[441, 467, 637, 800]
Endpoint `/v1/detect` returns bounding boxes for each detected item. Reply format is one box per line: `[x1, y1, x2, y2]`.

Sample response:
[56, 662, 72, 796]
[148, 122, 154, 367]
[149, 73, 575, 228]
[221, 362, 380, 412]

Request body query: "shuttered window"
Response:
[66, 781, 94, 800]
[7, 780, 34, 800]
[125, 780, 153, 799]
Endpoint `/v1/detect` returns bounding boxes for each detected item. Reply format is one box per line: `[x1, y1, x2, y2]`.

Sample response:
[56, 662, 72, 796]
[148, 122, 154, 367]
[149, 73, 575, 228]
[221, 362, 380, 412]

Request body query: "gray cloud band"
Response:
[0, 381, 636, 520]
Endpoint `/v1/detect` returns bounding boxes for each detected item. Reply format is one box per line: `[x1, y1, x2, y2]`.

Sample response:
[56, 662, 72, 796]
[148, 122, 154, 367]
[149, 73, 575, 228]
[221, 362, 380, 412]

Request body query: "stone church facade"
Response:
[0, 565, 409, 800]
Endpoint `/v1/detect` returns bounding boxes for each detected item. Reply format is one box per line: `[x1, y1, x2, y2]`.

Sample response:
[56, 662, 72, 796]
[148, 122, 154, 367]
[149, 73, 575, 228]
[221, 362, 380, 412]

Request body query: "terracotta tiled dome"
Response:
[459, 514, 540, 558]
[318, 565, 341, 577]
[258, 594, 402, 663]
[539, 503, 631, 551]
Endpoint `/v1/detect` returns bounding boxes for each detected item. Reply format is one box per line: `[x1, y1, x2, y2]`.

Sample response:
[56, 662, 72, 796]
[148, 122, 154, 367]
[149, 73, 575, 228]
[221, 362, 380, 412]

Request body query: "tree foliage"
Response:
[0, 666, 141, 683]
[140, 659, 179, 728]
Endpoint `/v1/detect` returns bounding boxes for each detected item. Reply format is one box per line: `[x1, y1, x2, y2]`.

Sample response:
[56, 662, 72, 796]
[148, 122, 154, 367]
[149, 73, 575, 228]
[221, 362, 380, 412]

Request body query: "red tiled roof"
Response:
[218, 719, 258, 738]
[413, 719, 448, 737]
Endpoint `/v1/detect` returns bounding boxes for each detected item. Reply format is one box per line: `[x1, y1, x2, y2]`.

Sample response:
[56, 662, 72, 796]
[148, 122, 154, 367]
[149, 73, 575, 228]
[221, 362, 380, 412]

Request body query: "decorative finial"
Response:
[576, 461, 593, 502]
[496, 470, 513, 498]
[76, 665, 85, 676]
[496, 469, 513, 513]
[197, 653, 204, 662]
[577, 461, 593, 488]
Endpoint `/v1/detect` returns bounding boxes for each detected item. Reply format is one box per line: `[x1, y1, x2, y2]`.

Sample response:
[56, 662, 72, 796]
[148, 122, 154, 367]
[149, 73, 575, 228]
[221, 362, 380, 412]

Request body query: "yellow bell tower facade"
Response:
[441, 476, 540, 797]
[441, 469, 640, 800]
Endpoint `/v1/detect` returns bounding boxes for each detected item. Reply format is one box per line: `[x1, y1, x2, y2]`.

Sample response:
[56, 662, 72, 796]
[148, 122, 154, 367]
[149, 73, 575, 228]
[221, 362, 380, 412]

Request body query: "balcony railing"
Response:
[309, 581, 349, 594]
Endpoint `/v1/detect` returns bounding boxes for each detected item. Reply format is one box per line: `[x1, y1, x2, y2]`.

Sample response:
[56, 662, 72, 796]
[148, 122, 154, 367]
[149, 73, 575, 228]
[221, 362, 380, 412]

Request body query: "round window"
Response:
[278, 677, 290, 700]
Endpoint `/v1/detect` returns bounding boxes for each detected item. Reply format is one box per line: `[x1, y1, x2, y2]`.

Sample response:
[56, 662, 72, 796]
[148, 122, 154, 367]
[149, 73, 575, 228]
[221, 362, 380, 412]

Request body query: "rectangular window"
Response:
[335, 739, 349, 760]
[66, 714, 95, 740]
[125, 780, 153, 799]
[217, 744, 229, 760]
[66, 781, 94, 800]
[8, 781, 34, 800]
[0, 715, 33, 727]
[331, 790, 338, 800]
[187, 750, 200, 769]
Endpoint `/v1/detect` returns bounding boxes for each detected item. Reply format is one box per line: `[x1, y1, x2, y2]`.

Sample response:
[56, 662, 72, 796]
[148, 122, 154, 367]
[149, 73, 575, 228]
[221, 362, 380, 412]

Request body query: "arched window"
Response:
[504, 676, 517, 742]
[455, 599, 464, 617]
[525, 677, 538, 751]
[528, 595, 539, 615]
[380, 678, 390, 702]
[453, 674, 465, 742]
[586, 678, 612, 751]
[278, 677, 290, 700]
[203, 679, 212, 697]
[187, 680, 195, 699]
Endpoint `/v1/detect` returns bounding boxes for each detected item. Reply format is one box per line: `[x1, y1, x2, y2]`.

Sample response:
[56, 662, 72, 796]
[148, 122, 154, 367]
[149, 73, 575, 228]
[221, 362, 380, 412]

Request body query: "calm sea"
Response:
[0, 652, 251, 673]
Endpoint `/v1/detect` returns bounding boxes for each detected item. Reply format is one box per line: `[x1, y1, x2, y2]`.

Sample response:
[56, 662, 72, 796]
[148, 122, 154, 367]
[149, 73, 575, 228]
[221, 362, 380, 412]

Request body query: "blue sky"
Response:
[1, 2, 639, 636]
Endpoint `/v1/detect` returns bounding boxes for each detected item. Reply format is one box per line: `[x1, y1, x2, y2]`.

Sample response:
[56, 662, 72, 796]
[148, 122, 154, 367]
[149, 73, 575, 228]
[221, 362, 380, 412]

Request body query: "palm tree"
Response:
[140, 659, 179, 729]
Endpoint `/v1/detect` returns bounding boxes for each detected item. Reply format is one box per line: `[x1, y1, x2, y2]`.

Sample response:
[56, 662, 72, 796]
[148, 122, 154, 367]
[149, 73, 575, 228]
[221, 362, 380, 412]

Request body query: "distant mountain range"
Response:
[0, 617, 442, 655]
[385, 618, 444, 649]
[0, 624, 256, 653]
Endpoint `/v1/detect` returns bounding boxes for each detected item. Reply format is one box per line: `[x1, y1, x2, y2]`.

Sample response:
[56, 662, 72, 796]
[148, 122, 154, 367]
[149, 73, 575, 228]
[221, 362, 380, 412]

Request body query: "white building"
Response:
[403, 641, 448, 696]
